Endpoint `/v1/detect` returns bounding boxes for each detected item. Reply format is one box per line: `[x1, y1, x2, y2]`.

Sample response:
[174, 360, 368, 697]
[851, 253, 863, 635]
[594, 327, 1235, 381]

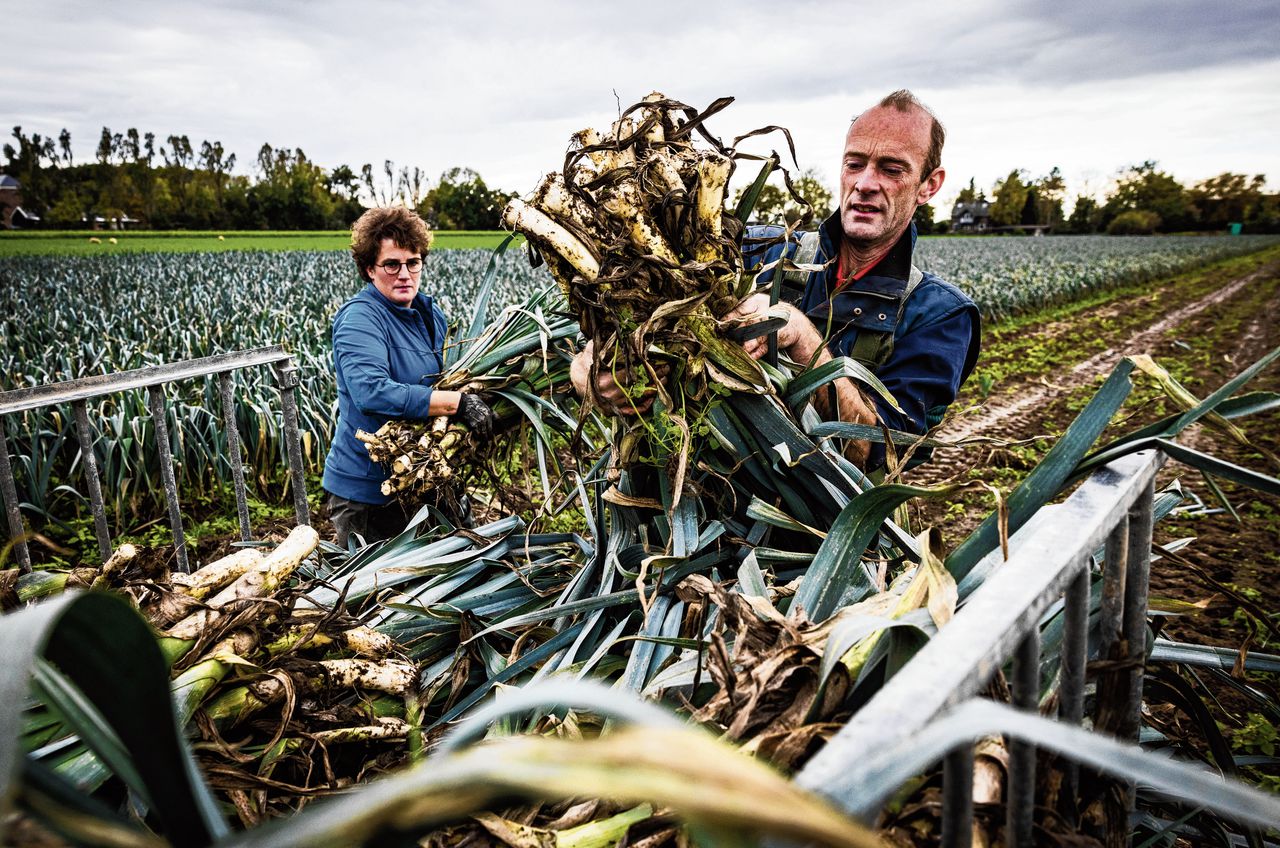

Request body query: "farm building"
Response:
[951, 200, 991, 232]
[0, 174, 40, 229]
[80, 212, 143, 230]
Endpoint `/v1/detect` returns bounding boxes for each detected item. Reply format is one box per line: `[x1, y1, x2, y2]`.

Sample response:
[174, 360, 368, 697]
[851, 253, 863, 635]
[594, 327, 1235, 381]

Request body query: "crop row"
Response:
[0, 234, 1276, 531]
[0, 249, 548, 526]
[917, 233, 1280, 320]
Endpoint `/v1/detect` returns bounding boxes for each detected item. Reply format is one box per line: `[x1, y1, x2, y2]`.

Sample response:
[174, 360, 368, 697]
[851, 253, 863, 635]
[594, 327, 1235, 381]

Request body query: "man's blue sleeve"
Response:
[742, 224, 790, 279]
[333, 307, 434, 420]
[863, 304, 978, 469]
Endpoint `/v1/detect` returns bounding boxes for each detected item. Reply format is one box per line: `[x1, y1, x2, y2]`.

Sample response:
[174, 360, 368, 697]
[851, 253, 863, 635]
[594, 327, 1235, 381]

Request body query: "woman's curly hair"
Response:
[350, 207, 434, 281]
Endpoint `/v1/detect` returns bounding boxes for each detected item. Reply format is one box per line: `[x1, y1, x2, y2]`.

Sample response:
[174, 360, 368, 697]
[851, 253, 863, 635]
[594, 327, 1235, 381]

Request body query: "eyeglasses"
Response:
[377, 257, 424, 275]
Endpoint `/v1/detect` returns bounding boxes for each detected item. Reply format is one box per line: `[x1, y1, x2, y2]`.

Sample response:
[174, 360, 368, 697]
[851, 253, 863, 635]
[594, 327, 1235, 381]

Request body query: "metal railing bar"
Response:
[71, 400, 112, 563]
[795, 450, 1164, 815]
[1118, 482, 1156, 830]
[218, 371, 252, 542]
[272, 361, 311, 527]
[1097, 517, 1129, 660]
[1058, 562, 1090, 829]
[3, 348, 307, 572]
[1120, 482, 1155, 744]
[0, 421, 31, 572]
[0, 346, 290, 416]
[1059, 565, 1089, 728]
[147, 386, 189, 573]
[1008, 630, 1040, 846]
[797, 698, 1280, 832]
[941, 745, 974, 848]
[1090, 526, 1132, 841]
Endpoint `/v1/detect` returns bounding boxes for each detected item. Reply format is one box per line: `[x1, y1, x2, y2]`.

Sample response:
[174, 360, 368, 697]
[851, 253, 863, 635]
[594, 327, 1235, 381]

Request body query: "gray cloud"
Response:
[1021, 0, 1280, 78]
[3, 0, 1277, 195]
[691, 0, 1280, 102]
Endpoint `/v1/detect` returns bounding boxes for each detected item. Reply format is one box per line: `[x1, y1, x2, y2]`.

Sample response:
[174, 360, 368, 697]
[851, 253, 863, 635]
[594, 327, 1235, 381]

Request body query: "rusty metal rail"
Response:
[0, 346, 310, 573]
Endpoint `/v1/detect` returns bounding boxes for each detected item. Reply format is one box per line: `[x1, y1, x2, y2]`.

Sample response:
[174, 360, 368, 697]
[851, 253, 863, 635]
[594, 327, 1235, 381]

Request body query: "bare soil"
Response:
[912, 249, 1280, 653]
[935, 266, 1268, 445]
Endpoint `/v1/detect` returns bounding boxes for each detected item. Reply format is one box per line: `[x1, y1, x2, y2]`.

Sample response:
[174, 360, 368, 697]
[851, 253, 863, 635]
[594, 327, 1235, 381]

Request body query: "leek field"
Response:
[1, 234, 1276, 526]
[3, 227, 1280, 846]
[0, 229, 517, 256]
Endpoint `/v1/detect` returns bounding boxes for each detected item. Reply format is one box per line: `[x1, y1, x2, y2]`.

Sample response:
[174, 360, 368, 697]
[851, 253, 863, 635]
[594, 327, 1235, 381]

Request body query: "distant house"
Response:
[80, 213, 142, 231]
[0, 174, 37, 229]
[950, 200, 991, 233]
[9, 206, 41, 228]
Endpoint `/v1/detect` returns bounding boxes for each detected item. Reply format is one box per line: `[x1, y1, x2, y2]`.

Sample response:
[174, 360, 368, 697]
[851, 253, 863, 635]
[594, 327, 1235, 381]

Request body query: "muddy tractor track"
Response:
[935, 264, 1273, 446]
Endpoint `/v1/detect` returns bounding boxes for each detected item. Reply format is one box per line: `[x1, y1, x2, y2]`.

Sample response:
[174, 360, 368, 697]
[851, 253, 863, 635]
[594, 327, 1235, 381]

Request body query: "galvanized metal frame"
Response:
[0, 425, 28, 571]
[272, 360, 311, 528]
[218, 371, 253, 542]
[0, 346, 308, 573]
[792, 449, 1164, 845]
[71, 400, 112, 562]
[787, 697, 1280, 844]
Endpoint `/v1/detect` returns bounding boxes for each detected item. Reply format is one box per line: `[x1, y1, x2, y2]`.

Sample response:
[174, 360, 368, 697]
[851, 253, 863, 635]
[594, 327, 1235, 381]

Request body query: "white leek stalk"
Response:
[694, 152, 733, 262]
[501, 197, 601, 282]
[170, 548, 263, 600]
[602, 182, 679, 264]
[167, 525, 319, 640]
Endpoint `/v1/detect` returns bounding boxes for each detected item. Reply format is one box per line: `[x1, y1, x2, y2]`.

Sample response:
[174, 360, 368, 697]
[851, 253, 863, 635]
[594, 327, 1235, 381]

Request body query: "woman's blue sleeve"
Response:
[333, 307, 434, 419]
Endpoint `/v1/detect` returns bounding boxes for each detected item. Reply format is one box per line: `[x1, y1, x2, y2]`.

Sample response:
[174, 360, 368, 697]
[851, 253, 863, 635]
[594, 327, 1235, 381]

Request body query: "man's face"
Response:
[839, 105, 945, 250]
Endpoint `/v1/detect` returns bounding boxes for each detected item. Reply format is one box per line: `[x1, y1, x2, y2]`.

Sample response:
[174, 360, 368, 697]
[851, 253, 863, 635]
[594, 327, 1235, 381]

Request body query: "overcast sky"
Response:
[6, 0, 1280, 212]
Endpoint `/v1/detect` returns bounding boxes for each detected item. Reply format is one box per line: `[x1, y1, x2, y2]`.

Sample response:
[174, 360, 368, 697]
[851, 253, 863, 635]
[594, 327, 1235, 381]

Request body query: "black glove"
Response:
[457, 393, 496, 441]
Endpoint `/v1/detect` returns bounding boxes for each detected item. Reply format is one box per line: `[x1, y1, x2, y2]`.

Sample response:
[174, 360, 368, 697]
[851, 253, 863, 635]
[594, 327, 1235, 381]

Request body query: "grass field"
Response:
[0, 230, 520, 255]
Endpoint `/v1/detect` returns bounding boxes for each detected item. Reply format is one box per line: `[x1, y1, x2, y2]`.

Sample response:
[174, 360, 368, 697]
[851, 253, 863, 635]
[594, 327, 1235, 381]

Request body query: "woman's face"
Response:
[368, 238, 424, 307]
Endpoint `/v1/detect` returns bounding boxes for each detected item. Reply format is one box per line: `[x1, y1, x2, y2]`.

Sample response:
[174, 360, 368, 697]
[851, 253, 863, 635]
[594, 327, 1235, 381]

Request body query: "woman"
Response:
[322, 207, 494, 547]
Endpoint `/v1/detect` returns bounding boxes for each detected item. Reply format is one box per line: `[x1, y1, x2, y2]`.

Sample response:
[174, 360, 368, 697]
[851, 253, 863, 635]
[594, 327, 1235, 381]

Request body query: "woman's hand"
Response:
[456, 393, 496, 440]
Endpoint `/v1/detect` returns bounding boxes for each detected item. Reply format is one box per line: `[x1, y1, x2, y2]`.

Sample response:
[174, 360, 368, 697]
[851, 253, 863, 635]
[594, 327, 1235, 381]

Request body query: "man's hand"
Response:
[726, 292, 878, 466]
[456, 393, 496, 440]
[569, 341, 669, 415]
[725, 293, 823, 363]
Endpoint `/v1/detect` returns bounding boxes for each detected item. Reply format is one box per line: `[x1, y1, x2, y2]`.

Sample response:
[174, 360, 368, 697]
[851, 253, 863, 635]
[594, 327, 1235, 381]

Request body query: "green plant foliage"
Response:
[3, 236, 1276, 530]
[0, 597, 881, 848]
[0, 231, 519, 256]
[1, 308, 1279, 847]
[915, 233, 1279, 321]
[1234, 712, 1278, 757]
[0, 249, 551, 527]
[1108, 209, 1163, 235]
[0, 592, 226, 846]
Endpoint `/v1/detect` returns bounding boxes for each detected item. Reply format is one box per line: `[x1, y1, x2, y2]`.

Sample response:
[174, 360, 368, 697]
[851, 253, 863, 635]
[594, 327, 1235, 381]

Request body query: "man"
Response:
[572, 90, 979, 471]
[732, 89, 980, 469]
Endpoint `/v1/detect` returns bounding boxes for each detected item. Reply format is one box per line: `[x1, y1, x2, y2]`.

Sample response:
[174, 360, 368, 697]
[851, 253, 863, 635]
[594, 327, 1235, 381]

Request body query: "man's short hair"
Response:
[350, 207, 434, 282]
[860, 89, 945, 181]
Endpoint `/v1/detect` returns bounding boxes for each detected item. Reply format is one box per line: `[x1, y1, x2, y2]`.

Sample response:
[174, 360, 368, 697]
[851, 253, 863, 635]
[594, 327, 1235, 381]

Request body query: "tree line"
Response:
[947, 162, 1279, 235]
[2, 126, 514, 230]
[730, 160, 1277, 236]
[7, 126, 1276, 235]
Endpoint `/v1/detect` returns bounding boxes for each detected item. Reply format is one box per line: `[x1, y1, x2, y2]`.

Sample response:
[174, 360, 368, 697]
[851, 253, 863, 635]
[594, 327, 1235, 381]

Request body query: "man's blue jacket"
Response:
[321, 284, 448, 504]
[744, 214, 980, 469]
